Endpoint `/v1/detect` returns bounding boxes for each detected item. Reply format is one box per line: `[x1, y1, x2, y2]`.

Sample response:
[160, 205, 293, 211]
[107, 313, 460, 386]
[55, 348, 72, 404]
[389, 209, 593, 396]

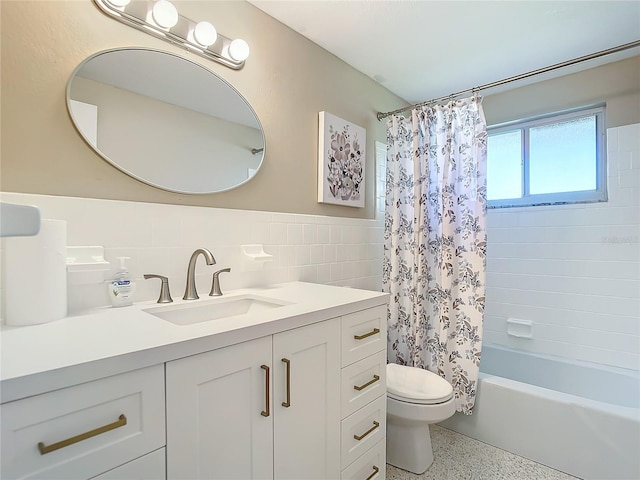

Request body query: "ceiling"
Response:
[248, 1, 640, 107]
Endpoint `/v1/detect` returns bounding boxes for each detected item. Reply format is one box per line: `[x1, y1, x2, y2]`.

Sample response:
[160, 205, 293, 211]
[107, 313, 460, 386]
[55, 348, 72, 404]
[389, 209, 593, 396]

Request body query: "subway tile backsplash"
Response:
[0, 193, 384, 318]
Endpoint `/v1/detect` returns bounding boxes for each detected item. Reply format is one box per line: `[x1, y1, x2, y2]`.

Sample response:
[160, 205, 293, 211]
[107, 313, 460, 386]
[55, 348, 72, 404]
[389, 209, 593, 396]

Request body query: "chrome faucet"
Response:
[184, 248, 216, 300]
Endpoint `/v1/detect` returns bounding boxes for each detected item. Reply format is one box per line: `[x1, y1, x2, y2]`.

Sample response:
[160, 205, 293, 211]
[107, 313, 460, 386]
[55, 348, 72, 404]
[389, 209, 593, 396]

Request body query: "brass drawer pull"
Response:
[353, 420, 380, 441]
[354, 328, 380, 340]
[354, 374, 380, 391]
[366, 465, 380, 480]
[38, 414, 127, 455]
[261, 365, 270, 417]
[281, 358, 291, 408]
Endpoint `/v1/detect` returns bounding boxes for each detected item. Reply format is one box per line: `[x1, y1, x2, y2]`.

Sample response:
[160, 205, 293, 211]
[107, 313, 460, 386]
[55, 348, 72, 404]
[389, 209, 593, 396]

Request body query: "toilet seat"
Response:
[387, 363, 453, 405]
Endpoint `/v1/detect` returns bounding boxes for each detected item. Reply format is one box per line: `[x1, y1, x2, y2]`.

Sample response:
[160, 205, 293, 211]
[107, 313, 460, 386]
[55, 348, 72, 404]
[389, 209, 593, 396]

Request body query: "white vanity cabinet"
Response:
[0, 365, 165, 480]
[0, 283, 389, 480]
[166, 318, 341, 480]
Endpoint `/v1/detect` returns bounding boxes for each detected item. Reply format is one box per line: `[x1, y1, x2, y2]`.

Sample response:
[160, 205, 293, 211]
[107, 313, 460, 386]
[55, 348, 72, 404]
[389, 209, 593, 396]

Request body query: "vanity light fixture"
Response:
[93, 0, 249, 69]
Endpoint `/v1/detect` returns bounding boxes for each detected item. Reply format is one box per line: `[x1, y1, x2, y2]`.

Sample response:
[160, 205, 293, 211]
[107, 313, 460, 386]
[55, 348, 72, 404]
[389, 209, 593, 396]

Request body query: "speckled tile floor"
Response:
[386, 425, 580, 480]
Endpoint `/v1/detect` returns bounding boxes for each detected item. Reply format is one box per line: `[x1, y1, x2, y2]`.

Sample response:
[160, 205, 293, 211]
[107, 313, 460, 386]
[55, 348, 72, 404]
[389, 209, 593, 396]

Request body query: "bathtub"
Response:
[440, 344, 640, 480]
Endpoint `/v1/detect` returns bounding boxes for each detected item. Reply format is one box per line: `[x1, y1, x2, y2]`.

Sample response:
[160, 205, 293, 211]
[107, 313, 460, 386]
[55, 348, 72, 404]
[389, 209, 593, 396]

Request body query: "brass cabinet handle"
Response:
[354, 374, 380, 391]
[365, 466, 380, 480]
[353, 420, 380, 441]
[354, 328, 380, 340]
[261, 365, 270, 417]
[37, 414, 127, 455]
[281, 358, 291, 407]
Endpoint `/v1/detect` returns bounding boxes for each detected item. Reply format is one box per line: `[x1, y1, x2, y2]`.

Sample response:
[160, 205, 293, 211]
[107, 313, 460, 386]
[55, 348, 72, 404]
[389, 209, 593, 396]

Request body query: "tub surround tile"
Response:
[386, 425, 579, 480]
[484, 123, 640, 372]
[482, 329, 640, 371]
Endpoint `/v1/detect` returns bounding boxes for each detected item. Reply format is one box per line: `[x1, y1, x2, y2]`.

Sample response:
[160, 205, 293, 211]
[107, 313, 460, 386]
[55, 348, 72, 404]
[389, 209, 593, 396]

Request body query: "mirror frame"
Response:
[66, 47, 266, 195]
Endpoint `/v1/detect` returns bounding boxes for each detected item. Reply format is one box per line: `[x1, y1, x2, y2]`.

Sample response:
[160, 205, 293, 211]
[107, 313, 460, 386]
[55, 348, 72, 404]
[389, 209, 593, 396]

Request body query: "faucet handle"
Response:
[209, 268, 231, 297]
[144, 274, 173, 303]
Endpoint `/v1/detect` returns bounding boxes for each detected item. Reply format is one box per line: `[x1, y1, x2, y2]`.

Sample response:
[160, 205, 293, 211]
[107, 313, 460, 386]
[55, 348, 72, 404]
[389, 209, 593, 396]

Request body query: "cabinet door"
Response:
[273, 318, 341, 480]
[166, 336, 273, 480]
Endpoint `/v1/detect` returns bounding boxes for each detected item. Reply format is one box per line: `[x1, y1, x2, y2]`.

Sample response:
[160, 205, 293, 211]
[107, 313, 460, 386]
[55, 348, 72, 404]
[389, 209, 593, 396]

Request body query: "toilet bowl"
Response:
[386, 363, 456, 474]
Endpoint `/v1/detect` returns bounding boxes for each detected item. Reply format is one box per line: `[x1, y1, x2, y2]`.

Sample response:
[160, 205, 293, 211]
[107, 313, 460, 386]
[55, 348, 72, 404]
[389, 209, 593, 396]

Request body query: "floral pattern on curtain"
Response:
[383, 96, 487, 414]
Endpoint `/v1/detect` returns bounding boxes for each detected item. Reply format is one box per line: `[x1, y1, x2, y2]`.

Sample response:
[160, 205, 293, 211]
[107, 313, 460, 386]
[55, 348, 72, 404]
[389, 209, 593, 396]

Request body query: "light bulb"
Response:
[152, 0, 178, 29]
[105, 0, 130, 7]
[229, 39, 250, 62]
[194, 21, 217, 47]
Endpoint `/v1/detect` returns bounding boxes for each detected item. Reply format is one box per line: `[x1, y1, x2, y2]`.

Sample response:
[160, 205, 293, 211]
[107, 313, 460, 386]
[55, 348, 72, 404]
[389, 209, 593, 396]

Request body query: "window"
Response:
[487, 105, 606, 208]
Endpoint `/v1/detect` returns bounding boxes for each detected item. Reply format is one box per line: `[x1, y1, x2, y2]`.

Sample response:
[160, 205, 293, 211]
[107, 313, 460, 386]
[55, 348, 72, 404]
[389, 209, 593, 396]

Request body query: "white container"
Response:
[4, 219, 67, 326]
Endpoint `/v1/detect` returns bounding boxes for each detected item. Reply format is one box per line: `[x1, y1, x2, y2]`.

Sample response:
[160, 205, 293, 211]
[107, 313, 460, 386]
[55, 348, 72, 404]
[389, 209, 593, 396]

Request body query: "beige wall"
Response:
[483, 55, 640, 128]
[2, 1, 638, 219]
[0, 0, 407, 219]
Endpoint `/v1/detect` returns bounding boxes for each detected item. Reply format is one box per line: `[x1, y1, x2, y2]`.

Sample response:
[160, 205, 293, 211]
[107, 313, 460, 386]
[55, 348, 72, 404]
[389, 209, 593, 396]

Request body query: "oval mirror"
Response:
[66, 48, 265, 194]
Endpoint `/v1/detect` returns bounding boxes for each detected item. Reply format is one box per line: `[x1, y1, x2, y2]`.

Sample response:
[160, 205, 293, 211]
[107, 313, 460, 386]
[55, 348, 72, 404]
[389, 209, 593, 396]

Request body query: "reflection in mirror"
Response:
[67, 48, 265, 194]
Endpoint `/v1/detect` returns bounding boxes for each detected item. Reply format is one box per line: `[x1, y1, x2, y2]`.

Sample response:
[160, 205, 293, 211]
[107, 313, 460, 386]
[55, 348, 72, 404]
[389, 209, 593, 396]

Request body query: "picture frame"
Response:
[317, 111, 366, 208]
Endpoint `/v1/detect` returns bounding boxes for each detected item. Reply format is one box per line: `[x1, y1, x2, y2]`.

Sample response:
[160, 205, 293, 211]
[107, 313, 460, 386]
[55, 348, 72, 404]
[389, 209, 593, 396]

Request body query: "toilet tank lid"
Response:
[386, 363, 453, 401]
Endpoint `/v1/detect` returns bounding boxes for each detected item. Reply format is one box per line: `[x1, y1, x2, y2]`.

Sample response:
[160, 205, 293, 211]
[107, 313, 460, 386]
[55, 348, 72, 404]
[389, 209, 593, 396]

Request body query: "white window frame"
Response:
[487, 105, 607, 208]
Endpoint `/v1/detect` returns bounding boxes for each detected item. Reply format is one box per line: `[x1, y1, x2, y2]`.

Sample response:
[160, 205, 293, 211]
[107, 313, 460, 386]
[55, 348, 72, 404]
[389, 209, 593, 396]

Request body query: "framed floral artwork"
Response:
[318, 111, 366, 208]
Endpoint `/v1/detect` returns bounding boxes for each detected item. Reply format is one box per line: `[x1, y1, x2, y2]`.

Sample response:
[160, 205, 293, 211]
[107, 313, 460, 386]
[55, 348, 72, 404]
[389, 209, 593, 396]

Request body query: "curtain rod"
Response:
[376, 40, 640, 121]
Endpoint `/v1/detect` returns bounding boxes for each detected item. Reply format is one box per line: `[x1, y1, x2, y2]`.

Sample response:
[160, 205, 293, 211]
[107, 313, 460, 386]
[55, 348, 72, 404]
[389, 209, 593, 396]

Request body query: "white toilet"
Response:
[386, 363, 456, 474]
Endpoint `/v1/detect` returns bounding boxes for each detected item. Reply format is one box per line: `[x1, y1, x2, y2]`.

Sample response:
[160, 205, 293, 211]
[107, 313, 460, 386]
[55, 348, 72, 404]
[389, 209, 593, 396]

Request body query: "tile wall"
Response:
[484, 123, 640, 370]
[0, 193, 384, 319]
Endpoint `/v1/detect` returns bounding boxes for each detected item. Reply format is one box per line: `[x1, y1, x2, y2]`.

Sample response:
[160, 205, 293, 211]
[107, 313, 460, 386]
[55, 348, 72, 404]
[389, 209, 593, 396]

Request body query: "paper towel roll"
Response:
[5, 219, 67, 326]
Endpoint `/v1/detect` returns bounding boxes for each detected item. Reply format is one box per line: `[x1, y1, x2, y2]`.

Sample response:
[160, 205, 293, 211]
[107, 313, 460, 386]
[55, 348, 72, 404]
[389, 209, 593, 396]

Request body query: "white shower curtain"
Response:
[383, 96, 487, 414]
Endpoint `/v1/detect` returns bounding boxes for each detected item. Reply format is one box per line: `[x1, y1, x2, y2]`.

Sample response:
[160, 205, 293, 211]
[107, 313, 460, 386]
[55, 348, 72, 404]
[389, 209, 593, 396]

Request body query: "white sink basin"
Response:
[144, 294, 292, 326]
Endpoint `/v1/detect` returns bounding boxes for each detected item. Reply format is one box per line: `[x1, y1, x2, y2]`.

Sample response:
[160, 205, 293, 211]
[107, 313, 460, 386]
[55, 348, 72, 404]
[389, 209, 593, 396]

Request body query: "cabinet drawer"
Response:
[91, 448, 165, 480]
[342, 306, 387, 367]
[1, 365, 165, 480]
[341, 439, 386, 480]
[341, 351, 386, 418]
[341, 396, 386, 470]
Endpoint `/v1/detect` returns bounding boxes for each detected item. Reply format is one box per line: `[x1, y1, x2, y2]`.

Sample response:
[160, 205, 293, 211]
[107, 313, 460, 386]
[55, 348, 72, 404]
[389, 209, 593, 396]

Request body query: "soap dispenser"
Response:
[108, 257, 136, 307]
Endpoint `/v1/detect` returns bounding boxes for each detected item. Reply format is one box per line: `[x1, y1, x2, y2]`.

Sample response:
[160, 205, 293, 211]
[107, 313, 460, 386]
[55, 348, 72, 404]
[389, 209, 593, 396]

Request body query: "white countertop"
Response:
[1, 282, 388, 403]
